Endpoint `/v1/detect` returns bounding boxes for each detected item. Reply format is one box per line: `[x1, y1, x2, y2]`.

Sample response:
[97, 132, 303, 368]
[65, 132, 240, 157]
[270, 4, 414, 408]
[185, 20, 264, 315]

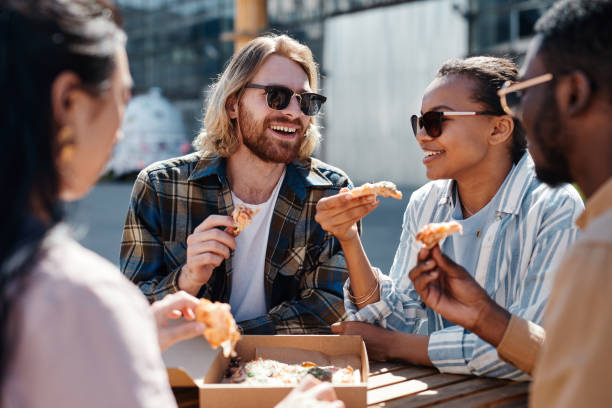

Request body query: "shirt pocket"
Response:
[163, 240, 187, 271]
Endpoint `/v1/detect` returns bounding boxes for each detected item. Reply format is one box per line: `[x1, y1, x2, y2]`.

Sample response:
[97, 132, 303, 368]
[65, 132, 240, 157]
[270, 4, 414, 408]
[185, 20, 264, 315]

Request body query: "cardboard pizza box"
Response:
[163, 335, 369, 408]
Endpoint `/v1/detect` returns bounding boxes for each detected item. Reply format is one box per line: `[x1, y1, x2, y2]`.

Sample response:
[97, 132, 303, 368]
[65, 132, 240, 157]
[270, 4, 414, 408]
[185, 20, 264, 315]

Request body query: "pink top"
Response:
[2, 232, 177, 408]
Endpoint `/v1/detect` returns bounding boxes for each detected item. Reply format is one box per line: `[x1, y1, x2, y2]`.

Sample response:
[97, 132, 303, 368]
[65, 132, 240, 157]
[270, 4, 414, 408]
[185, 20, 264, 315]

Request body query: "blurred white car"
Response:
[107, 87, 191, 177]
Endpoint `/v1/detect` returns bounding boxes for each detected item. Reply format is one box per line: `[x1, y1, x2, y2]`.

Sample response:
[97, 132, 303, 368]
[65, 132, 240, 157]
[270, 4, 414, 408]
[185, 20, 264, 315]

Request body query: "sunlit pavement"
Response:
[66, 181, 415, 275]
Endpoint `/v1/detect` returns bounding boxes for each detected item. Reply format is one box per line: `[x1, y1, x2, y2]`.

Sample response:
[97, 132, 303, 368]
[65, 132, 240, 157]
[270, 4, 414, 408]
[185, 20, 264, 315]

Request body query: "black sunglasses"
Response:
[245, 84, 327, 116]
[410, 110, 500, 138]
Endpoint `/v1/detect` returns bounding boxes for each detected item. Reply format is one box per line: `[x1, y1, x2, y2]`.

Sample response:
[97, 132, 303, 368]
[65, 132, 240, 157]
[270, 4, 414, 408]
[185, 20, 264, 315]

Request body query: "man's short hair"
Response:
[194, 34, 322, 159]
[535, 0, 612, 101]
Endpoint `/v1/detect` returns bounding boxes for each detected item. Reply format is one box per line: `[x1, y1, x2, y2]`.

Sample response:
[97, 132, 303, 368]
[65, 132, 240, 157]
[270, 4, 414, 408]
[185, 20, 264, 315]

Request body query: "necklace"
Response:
[461, 204, 483, 238]
[462, 203, 477, 218]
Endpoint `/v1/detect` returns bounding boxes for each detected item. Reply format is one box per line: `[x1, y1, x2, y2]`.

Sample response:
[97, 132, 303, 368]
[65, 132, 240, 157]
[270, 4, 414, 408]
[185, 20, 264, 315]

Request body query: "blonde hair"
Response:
[193, 34, 322, 159]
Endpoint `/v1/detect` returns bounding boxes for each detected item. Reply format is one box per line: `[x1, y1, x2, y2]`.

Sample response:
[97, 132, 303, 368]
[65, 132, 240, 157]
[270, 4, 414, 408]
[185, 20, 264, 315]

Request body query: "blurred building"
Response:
[116, 0, 555, 186]
[467, 0, 555, 55]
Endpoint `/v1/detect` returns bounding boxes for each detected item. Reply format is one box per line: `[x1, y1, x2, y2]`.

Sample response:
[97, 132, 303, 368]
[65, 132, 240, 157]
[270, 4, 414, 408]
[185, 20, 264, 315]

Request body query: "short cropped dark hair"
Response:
[535, 0, 612, 100]
[436, 57, 527, 164]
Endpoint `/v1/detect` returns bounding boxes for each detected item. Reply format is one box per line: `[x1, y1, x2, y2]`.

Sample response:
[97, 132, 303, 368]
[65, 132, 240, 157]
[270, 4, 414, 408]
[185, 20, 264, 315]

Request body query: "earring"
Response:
[57, 126, 76, 163]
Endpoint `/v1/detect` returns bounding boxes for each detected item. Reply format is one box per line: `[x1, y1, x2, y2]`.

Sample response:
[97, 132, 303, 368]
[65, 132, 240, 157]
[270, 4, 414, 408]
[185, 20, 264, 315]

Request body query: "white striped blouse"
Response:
[344, 153, 584, 380]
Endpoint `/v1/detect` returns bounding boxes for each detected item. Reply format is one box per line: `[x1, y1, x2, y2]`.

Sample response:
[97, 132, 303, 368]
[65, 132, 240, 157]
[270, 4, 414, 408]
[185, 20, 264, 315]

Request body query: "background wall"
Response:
[321, 0, 468, 186]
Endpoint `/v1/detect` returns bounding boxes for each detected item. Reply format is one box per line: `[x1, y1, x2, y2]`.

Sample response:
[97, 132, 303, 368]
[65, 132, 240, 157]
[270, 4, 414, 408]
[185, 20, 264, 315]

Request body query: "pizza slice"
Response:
[228, 204, 260, 237]
[415, 221, 463, 249]
[340, 181, 403, 200]
[195, 298, 241, 358]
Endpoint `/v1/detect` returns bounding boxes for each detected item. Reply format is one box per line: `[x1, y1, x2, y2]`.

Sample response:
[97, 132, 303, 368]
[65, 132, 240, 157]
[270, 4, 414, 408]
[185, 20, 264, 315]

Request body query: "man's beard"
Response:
[530, 92, 573, 187]
[237, 103, 304, 164]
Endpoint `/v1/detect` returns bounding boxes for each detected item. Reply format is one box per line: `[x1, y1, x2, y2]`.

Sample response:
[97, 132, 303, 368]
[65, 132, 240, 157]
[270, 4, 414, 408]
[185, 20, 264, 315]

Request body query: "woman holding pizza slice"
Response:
[315, 56, 584, 380]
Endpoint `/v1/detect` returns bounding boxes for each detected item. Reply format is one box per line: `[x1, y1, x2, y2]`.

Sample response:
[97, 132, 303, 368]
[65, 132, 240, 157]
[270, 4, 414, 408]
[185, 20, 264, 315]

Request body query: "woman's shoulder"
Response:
[409, 179, 451, 206]
[29, 231, 149, 313]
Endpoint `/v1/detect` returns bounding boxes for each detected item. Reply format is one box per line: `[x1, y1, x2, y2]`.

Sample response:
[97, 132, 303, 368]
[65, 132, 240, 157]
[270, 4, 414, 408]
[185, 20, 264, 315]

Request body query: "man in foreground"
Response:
[121, 34, 353, 334]
[409, 0, 612, 406]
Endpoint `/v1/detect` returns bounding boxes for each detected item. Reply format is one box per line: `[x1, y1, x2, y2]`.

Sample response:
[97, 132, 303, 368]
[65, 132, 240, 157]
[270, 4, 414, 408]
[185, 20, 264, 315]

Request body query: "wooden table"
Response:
[172, 360, 529, 407]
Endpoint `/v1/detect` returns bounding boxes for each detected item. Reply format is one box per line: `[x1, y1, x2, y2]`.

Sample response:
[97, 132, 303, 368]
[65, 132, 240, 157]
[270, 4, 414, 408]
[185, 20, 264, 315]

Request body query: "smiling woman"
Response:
[315, 56, 584, 380]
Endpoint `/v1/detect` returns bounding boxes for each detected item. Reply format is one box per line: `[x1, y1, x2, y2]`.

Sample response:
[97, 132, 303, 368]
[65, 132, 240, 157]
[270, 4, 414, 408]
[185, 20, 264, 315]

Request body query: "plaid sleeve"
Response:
[120, 170, 181, 302]
[238, 233, 350, 334]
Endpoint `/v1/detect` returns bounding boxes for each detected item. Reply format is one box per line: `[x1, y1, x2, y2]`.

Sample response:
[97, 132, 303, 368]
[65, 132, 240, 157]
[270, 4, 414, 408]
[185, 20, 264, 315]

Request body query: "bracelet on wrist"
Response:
[347, 278, 380, 305]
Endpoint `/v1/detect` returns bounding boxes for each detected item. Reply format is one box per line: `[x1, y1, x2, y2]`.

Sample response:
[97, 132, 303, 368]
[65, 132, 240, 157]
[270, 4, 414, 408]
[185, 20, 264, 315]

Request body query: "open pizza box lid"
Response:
[163, 335, 369, 408]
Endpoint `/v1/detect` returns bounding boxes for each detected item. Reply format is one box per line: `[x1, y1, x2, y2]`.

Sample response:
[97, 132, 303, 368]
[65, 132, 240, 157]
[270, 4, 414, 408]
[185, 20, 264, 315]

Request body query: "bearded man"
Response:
[121, 35, 354, 334]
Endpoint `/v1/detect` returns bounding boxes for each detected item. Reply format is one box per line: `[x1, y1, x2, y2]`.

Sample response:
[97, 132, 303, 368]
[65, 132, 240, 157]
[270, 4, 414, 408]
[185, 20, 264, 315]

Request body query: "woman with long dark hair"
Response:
[316, 56, 584, 379]
[0, 2, 344, 407]
[0, 1, 209, 406]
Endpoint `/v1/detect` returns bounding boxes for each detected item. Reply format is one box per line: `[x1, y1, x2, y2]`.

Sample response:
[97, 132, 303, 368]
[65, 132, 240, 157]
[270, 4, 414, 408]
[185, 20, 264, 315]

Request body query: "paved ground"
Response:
[66, 182, 415, 275]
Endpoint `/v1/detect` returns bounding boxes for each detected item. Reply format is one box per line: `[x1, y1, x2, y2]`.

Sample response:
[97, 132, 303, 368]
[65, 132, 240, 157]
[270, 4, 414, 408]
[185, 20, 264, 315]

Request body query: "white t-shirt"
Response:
[229, 171, 285, 323]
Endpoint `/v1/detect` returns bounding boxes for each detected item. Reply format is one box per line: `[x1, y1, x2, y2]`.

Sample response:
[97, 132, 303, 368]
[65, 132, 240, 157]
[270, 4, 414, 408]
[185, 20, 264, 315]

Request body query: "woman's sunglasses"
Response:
[410, 111, 500, 138]
[497, 73, 554, 117]
[245, 84, 327, 116]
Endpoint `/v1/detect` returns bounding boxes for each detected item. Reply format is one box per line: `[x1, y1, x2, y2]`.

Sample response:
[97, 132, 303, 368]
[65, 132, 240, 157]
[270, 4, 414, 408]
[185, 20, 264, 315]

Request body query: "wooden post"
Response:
[234, 0, 268, 51]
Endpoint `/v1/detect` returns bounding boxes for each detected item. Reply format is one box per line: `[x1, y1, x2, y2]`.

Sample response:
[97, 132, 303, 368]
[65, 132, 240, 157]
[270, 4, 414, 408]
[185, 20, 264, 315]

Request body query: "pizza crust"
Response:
[415, 221, 463, 249]
[341, 181, 403, 200]
[195, 299, 241, 357]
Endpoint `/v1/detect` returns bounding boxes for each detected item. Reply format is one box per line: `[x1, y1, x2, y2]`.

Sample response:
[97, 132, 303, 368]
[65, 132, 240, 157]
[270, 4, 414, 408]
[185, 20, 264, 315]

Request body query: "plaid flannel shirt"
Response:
[120, 152, 355, 334]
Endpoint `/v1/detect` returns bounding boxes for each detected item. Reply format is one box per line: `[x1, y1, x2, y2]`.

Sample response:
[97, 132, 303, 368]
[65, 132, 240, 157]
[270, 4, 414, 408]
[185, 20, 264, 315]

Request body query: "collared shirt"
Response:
[120, 152, 354, 334]
[497, 178, 612, 382]
[344, 153, 584, 380]
[529, 177, 612, 407]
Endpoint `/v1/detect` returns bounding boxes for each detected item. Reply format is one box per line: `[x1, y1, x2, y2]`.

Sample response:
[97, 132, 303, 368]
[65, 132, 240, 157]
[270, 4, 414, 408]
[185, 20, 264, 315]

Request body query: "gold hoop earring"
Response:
[57, 126, 76, 163]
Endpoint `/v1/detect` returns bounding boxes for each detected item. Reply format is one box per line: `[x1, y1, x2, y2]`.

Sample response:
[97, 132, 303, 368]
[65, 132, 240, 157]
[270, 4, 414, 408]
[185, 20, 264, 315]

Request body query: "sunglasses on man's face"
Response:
[497, 73, 554, 117]
[410, 110, 500, 138]
[245, 84, 327, 116]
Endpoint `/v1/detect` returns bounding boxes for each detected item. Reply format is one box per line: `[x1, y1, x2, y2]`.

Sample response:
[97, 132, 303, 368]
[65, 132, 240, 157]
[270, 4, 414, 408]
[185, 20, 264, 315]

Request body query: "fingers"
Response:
[408, 258, 437, 282]
[417, 245, 433, 262]
[187, 238, 233, 259]
[153, 291, 200, 320]
[315, 198, 378, 231]
[412, 267, 440, 295]
[189, 252, 225, 270]
[330, 321, 368, 336]
[187, 228, 236, 252]
[295, 375, 320, 391]
[315, 192, 353, 211]
[330, 322, 344, 334]
[316, 194, 377, 216]
[308, 381, 340, 402]
[276, 376, 344, 408]
[193, 214, 235, 233]
[430, 246, 467, 277]
[159, 320, 206, 352]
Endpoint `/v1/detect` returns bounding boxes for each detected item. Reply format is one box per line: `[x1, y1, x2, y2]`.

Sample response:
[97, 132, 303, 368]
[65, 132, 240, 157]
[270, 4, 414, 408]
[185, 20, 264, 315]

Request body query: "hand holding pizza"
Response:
[409, 246, 511, 347]
[151, 291, 206, 352]
[315, 192, 378, 243]
[178, 215, 237, 295]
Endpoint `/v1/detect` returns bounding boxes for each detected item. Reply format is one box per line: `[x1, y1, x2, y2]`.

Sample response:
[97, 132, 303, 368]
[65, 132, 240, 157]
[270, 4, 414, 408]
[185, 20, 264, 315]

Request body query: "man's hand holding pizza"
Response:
[178, 215, 236, 296]
[409, 245, 511, 347]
